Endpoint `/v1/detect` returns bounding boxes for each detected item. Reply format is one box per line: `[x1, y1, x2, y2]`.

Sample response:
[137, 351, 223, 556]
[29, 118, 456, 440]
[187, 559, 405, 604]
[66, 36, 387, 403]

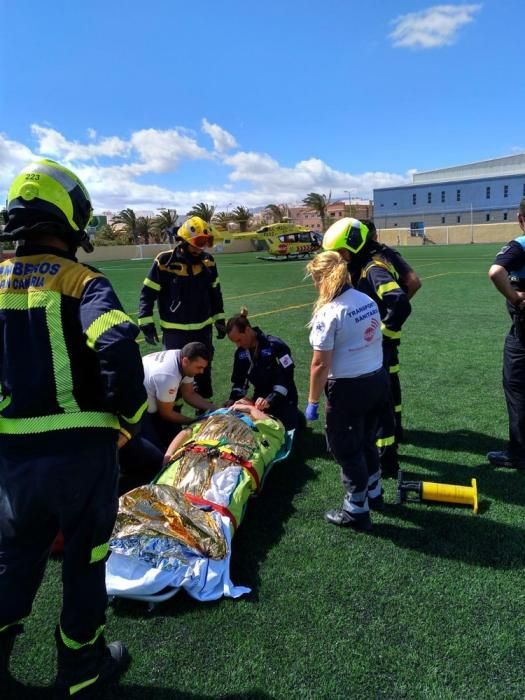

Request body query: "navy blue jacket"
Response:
[0, 244, 147, 442]
[229, 328, 298, 411]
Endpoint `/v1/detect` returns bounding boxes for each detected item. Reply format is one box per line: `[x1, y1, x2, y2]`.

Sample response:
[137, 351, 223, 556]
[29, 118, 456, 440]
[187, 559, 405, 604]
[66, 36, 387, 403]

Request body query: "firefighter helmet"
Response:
[1, 159, 94, 252]
[177, 216, 216, 248]
[322, 217, 369, 255]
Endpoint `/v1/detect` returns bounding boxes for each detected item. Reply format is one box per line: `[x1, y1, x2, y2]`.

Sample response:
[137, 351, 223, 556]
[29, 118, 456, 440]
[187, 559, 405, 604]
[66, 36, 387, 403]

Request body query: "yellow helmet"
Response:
[177, 216, 216, 249]
[322, 217, 369, 255]
[1, 159, 94, 252]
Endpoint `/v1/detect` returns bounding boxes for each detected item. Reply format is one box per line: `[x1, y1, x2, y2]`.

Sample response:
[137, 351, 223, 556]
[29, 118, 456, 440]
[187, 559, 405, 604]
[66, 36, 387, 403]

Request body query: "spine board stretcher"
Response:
[106, 409, 294, 606]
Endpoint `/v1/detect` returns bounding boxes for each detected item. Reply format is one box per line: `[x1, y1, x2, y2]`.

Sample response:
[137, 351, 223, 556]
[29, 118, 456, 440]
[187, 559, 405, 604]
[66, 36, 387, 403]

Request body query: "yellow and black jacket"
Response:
[0, 244, 147, 442]
[350, 253, 411, 345]
[138, 247, 225, 332]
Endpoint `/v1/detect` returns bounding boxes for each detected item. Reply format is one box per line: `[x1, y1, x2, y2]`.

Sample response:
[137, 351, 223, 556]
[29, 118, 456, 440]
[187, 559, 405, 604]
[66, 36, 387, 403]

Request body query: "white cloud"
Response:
[87, 128, 97, 140]
[31, 125, 130, 161]
[390, 4, 481, 49]
[201, 118, 238, 152]
[0, 133, 36, 192]
[130, 128, 210, 173]
[0, 125, 410, 213]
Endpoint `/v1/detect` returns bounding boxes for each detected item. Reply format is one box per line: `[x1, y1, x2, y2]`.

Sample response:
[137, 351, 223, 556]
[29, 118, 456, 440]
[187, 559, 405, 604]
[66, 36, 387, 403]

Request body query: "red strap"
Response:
[219, 452, 260, 491]
[184, 443, 260, 492]
[184, 493, 238, 531]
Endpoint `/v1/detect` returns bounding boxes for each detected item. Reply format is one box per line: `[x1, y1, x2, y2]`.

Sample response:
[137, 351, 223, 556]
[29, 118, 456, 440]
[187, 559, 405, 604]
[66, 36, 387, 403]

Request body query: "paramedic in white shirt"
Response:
[305, 251, 391, 532]
[142, 342, 217, 447]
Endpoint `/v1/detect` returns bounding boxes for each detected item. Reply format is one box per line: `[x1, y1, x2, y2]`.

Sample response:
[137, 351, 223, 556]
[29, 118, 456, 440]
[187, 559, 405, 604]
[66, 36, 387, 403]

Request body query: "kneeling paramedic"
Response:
[0, 159, 148, 695]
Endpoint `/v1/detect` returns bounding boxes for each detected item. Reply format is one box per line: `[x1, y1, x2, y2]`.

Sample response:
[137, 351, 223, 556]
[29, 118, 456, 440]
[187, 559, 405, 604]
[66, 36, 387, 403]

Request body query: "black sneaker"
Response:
[486, 451, 525, 469]
[324, 509, 372, 532]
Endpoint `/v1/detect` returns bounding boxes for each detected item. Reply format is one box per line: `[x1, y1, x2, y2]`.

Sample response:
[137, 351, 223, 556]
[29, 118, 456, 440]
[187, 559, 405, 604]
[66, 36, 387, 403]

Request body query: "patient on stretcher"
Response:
[109, 402, 286, 572]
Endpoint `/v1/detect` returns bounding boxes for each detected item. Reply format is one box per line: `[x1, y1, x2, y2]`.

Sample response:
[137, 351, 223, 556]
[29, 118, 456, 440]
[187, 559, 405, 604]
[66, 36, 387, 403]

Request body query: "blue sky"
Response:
[1, 0, 523, 213]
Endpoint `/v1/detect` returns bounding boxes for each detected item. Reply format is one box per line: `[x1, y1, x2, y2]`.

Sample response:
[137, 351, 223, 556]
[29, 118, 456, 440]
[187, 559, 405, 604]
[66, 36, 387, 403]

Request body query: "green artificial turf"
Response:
[9, 244, 525, 699]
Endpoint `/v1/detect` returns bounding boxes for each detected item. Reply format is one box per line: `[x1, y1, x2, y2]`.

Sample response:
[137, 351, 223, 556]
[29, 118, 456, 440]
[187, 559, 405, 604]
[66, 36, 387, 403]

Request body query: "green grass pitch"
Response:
[10, 244, 525, 698]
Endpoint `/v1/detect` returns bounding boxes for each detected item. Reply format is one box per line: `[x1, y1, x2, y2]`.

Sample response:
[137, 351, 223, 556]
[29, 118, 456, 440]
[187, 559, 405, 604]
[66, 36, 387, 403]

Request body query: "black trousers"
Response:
[325, 370, 390, 515]
[503, 326, 525, 459]
[163, 326, 214, 399]
[0, 433, 118, 645]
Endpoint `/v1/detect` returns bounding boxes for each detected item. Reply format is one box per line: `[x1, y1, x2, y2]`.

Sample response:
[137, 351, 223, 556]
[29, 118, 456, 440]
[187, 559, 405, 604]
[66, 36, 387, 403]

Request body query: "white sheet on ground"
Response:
[106, 515, 250, 601]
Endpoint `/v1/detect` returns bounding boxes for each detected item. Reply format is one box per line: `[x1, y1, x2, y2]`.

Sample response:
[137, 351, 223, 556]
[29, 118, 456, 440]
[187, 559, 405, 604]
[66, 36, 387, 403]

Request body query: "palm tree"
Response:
[264, 204, 290, 223]
[231, 205, 252, 233]
[135, 216, 155, 245]
[186, 202, 216, 223]
[303, 192, 331, 232]
[111, 208, 139, 244]
[212, 211, 233, 231]
[152, 208, 178, 243]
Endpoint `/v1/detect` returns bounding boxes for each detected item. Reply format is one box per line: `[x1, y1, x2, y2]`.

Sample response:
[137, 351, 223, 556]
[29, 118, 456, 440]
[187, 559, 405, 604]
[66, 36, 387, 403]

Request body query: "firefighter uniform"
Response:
[351, 253, 411, 476]
[0, 245, 147, 690]
[138, 245, 224, 399]
[229, 327, 299, 430]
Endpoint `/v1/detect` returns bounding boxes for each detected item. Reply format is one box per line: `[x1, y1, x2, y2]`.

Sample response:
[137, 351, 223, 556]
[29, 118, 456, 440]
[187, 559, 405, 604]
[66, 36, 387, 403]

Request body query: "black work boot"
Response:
[0, 624, 23, 693]
[54, 626, 130, 698]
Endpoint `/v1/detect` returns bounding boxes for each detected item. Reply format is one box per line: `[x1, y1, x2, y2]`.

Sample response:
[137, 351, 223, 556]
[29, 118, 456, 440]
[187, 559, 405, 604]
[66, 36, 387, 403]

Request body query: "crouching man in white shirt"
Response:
[142, 341, 217, 448]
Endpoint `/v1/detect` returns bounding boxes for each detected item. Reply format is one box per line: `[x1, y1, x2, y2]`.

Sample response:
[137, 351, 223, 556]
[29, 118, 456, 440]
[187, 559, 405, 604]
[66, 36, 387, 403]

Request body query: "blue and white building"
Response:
[374, 154, 525, 232]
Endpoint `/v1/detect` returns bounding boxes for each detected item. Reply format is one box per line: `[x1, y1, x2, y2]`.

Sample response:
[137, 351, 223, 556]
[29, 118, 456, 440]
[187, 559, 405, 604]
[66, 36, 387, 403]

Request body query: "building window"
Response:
[457, 216, 461, 223]
[486, 214, 490, 222]
[503, 212, 508, 221]
[427, 192, 432, 204]
[456, 189, 461, 202]
[504, 185, 509, 198]
[412, 193, 416, 205]
[441, 191, 445, 203]
[441, 216, 445, 224]
[486, 186, 491, 199]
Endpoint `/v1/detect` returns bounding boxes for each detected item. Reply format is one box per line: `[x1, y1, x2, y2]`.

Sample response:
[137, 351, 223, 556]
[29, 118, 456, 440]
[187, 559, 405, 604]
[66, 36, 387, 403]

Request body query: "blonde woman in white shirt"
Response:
[306, 251, 390, 532]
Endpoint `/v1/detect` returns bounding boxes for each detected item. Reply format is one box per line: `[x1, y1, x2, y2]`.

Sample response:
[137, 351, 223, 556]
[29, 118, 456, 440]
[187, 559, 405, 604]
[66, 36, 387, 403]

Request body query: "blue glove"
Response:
[305, 402, 320, 421]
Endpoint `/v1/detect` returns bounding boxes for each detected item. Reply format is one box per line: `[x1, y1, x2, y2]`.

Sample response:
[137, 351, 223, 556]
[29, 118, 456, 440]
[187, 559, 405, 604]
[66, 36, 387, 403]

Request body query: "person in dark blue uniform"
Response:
[0, 159, 147, 696]
[137, 216, 225, 401]
[225, 308, 300, 430]
[487, 198, 525, 469]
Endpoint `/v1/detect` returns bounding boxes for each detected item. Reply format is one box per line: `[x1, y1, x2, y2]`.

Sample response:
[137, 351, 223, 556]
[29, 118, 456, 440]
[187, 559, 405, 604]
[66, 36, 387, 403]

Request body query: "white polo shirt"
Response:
[142, 349, 193, 413]
[309, 287, 383, 379]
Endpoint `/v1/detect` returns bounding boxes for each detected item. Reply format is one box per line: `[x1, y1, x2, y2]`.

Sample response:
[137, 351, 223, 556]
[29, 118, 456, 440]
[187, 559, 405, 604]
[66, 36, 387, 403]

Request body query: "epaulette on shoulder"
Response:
[155, 250, 173, 264]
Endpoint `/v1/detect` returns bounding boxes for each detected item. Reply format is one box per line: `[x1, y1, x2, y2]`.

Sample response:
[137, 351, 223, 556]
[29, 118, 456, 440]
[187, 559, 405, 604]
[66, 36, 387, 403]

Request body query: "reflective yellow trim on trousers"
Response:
[376, 435, 395, 447]
[90, 542, 109, 563]
[160, 318, 213, 331]
[0, 621, 21, 633]
[389, 364, 400, 373]
[381, 324, 401, 340]
[70, 676, 100, 695]
[212, 313, 225, 321]
[143, 277, 161, 292]
[138, 316, 154, 326]
[0, 412, 119, 435]
[377, 281, 400, 299]
[121, 400, 148, 425]
[394, 404, 402, 413]
[60, 624, 104, 650]
[85, 310, 134, 350]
